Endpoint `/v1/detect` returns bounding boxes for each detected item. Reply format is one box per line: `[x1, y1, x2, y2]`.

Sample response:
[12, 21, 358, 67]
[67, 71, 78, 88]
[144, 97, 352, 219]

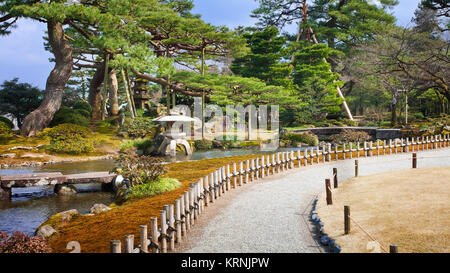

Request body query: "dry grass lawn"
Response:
[317, 167, 450, 253]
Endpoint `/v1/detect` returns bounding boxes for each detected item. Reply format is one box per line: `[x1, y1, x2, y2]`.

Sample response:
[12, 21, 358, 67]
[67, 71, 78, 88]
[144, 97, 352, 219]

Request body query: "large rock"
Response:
[60, 209, 79, 222]
[54, 184, 77, 195]
[90, 203, 111, 214]
[35, 225, 57, 238]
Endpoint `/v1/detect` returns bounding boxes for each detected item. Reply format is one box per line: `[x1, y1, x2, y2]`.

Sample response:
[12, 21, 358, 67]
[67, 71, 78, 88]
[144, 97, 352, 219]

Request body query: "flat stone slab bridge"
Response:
[0, 172, 116, 200]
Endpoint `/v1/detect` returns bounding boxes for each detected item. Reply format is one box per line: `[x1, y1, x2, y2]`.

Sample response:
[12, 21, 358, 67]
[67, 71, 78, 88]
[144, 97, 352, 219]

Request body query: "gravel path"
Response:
[181, 148, 450, 253]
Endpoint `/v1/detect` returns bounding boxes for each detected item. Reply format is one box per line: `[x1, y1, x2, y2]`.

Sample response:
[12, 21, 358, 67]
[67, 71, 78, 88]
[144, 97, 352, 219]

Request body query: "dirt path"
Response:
[178, 149, 450, 253]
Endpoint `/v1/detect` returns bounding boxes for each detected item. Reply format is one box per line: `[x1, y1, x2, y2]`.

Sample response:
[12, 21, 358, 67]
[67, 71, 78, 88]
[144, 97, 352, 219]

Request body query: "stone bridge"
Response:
[291, 127, 401, 139]
[0, 172, 116, 200]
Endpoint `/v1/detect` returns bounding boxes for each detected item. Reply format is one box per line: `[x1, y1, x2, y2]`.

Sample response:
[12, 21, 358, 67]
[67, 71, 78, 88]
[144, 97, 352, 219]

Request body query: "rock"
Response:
[90, 203, 111, 214]
[21, 153, 45, 158]
[0, 153, 15, 158]
[320, 235, 330, 246]
[54, 184, 77, 195]
[8, 146, 34, 151]
[60, 209, 79, 222]
[35, 225, 57, 238]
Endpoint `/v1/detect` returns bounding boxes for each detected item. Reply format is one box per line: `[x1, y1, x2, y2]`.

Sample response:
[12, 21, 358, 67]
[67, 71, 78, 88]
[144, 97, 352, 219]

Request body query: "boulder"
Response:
[54, 184, 77, 195]
[35, 225, 57, 238]
[60, 209, 79, 222]
[90, 203, 111, 214]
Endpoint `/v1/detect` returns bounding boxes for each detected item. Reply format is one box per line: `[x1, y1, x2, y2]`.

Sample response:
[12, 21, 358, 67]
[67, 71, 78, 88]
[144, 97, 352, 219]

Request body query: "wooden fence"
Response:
[108, 134, 450, 253]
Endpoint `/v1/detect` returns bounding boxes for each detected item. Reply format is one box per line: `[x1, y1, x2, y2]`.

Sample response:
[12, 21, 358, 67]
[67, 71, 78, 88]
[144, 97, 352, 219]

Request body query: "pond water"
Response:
[0, 147, 309, 236]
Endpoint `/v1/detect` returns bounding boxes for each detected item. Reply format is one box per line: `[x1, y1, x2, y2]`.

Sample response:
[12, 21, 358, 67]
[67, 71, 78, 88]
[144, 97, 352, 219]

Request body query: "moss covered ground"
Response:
[45, 154, 261, 253]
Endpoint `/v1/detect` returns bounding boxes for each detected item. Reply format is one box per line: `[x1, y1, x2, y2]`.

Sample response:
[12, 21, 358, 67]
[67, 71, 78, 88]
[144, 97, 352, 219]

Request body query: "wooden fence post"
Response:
[209, 172, 215, 202]
[344, 206, 350, 235]
[239, 162, 244, 186]
[333, 168, 338, 188]
[357, 142, 360, 158]
[342, 143, 346, 160]
[140, 225, 148, 253]
[175, 199, 182, 245]
[124, 234, 134, 253]
[189, 187, 195, 224]
[110, 240, 121, 253]
[184, 191, 190, 229]
[150, 217, 159, 253]
[261, 156, 266, 178]
[390, 245, 398, 253]
[226, 164, 231, 190]
[325, 179, 332, 205]
[160, 210, 167, 253]
[168, 204, 175, 251]
[245, 160, 250, 183]
[180, 195, 187, 236]
[355, 160, 359, 177]
[412, 153, 417, 169]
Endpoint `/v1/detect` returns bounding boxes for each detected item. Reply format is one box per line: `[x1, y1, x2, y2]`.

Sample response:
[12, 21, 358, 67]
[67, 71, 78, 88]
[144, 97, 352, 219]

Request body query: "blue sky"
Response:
[0, 0, 421, 89]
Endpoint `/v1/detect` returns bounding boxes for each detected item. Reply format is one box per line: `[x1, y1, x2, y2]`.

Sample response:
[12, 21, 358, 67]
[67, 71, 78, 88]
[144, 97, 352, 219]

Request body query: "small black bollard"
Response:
[412, 153, 417, 169]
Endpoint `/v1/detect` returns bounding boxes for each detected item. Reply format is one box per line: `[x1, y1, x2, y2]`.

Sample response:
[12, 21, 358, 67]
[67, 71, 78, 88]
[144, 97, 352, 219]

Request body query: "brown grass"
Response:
[317, 167, 450, 253]
[46, 154, 261, 253]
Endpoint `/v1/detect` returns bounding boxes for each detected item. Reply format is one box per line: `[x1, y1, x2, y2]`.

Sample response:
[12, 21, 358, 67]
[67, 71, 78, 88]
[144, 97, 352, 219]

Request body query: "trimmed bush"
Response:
[0, 231, 52, 253]
[129, 178, 181, 199]
[73, 101, 92, 113]
[281, 132, 318, 146]
[118, 117, 157, 138]
[42, 123, 95, 154]
[113, 148, 168, 187]
[194, 139, 213, 150]
[50, 106, 90, 127]
[330, 129, 371, 144]
[0, 116, 13, 129]
[0, 121, 12, 137]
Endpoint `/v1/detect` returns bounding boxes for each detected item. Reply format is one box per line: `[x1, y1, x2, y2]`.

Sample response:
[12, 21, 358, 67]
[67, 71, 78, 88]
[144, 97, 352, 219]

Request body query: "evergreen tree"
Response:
[230, 26, 293, 88]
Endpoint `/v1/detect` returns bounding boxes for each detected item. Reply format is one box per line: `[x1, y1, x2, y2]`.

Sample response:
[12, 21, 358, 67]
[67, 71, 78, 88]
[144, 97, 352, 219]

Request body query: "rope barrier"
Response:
[349, 216, 388, 253]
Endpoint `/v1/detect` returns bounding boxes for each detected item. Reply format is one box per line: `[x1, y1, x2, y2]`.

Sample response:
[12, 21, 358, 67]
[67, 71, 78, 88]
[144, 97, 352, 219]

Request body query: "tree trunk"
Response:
[108, 69, 119, 117]
[391, 101, 397, 127]
[89, 61, 106, 121]
[20, 22, 73, 136]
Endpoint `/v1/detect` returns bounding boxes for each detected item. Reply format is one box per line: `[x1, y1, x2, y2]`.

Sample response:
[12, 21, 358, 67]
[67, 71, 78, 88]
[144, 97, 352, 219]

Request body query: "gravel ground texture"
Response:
[180, 148, 450, 253]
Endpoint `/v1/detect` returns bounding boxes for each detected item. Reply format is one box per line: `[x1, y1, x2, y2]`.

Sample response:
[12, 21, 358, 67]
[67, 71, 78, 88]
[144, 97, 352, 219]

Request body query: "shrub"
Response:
[42, 123, 95, 154]
[113, 148, 168, 187]
[118, 117, 157, 138]
[120, 138, 153, 152]
[129, 177, 181, 199]
[73, 101, 92, 113]
[330, 129, 371, 144]
[0, 116, 13, 129]
[281, 133, 318, 146]
[50, 106, 90, 127]
[0, 231, 52, 253]
[0, 121, 12, 137]
[194, 139, 213, 150]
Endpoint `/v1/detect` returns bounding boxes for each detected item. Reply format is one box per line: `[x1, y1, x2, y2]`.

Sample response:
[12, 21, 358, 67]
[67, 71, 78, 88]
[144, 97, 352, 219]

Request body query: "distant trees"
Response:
[0, 78, 42, 128]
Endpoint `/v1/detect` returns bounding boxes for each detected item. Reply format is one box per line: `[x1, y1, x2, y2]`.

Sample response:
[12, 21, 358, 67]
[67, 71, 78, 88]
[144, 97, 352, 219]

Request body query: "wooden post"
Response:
[175, 199, 182, 245]
[110, 240, 121, 253]
[297, 151, 302, 167]
[344, 206, 350, 235]
[390, 245, 398, 253]
[168, 204, 175, 251]
[160, 210, 167, 253]
[140, 225, 148, 253]
[250, 159, 255, 180]
[261, 156, 265, 178]
[389, 139, 392, 154]
[304, 149, 308, 166]
[124, 234, 134, 253]
[245, 160, 250, 183]
[412, 153, 417, 169]
[239, 162, 244, 186]
[376, 140, 380, 156]
[233, 163, 237, 188]
[364, 141, 367, 157]
[150, 217, 159, 253]
[357, 142, 360, 158]
[189, 187, 195, 224]
[209, 172, 215, 202]
[255, 158, 260, 180]
[333, 168, 338, 188]
[327, 143, 332, 161]
[355, 160, 359, 177]
[179, 195, 186, 235]
[184, 191, 190, 229]
[290, 151, 295, 168]
[226, 164, 231, 190]
[325, 179, 332, 205]
[342, 143, 346, 160]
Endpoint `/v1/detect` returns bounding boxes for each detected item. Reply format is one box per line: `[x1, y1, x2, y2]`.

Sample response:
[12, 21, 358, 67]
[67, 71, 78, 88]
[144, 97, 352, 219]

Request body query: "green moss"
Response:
[128, 178, 181, 200]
